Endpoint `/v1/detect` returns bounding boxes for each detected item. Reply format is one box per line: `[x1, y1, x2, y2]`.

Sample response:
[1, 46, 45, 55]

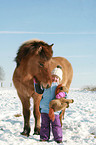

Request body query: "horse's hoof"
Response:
[33, 131, 40, 135]
[33, 128, 40, 135]
[20, 131, 30, 137]
[33, 132, 40, 135]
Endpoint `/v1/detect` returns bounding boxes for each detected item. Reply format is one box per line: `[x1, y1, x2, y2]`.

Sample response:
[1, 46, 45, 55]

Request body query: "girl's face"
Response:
[52, 75, 60, 83]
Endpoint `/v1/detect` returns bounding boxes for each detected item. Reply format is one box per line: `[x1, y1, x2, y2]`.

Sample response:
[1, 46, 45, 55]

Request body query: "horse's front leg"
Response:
[33, 94, 42, 135]
[18, 93, 31, 137]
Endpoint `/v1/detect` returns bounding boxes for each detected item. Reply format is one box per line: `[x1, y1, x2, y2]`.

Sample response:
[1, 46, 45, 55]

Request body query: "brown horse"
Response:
[13, 39, 73, 136]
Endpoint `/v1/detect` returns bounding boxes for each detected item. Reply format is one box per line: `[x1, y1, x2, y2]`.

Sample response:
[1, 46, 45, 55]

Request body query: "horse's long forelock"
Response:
[15, 40, 53, 67]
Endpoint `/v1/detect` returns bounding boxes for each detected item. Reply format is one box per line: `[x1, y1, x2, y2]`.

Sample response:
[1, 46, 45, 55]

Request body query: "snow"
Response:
[0, 88, 96, 145]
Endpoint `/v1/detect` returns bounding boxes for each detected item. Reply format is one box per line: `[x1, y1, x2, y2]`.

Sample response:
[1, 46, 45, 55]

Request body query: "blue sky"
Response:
[0, 0, 96, 88]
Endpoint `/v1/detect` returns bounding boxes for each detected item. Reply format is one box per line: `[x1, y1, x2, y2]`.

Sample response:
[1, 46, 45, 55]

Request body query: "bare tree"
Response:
[0, 66, 5, 81]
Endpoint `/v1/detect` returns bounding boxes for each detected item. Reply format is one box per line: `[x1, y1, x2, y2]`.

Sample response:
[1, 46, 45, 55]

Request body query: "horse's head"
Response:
[15, 39, 53, 88]
[32, 58, 52, 88]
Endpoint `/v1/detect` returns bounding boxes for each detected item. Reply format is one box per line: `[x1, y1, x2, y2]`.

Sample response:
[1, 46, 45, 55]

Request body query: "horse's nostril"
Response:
[47, 84, 50, 88]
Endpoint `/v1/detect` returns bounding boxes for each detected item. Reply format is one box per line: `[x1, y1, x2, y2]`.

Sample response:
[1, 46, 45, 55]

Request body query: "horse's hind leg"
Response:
[18, 93, 31, 137]
[66, 75, 73, 93]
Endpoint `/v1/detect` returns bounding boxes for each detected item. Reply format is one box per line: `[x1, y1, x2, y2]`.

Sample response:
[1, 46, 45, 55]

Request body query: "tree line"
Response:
[0, 66, 4, 81]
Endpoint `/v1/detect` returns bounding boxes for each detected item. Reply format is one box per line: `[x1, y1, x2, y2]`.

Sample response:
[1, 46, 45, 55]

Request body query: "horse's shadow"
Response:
[1, 117, 38, 140]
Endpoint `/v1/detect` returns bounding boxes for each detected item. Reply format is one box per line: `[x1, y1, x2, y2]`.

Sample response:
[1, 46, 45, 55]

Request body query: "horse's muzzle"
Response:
[41, 82, 51, 89]
[46, 84, 50, 89]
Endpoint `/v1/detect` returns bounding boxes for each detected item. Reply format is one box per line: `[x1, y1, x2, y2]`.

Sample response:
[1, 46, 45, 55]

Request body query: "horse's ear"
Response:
[50, 44, 54, 47]
[36, 46, 42, 54]
[38, 46, 42, 52]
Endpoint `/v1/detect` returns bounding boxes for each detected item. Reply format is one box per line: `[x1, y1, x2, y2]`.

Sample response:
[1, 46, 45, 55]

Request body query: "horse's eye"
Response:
[40, 63, 44, 67]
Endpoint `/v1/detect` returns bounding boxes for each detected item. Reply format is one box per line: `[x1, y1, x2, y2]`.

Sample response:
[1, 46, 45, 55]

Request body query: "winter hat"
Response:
[51, 65, 63, 81]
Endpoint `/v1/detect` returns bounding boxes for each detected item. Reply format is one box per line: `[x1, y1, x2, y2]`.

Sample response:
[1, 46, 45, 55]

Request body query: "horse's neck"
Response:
[49, 57, 59, 71]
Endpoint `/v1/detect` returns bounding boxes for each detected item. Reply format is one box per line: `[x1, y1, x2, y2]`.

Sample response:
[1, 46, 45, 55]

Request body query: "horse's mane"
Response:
[15, 39, 53, 67]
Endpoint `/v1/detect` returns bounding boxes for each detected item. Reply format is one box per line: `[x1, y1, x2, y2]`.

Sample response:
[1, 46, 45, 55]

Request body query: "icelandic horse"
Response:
[13, 39, 73, 136]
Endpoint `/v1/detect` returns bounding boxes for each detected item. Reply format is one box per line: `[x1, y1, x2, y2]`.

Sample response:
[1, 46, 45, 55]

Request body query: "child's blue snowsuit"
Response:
[34, 82, 62, 142]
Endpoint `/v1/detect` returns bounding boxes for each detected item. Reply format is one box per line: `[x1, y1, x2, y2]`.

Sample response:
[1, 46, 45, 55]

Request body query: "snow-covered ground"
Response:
[0, 87, 96, 145]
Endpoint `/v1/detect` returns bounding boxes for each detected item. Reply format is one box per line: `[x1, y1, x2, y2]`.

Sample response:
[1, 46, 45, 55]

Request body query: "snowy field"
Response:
[0, 87, 96, 145]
